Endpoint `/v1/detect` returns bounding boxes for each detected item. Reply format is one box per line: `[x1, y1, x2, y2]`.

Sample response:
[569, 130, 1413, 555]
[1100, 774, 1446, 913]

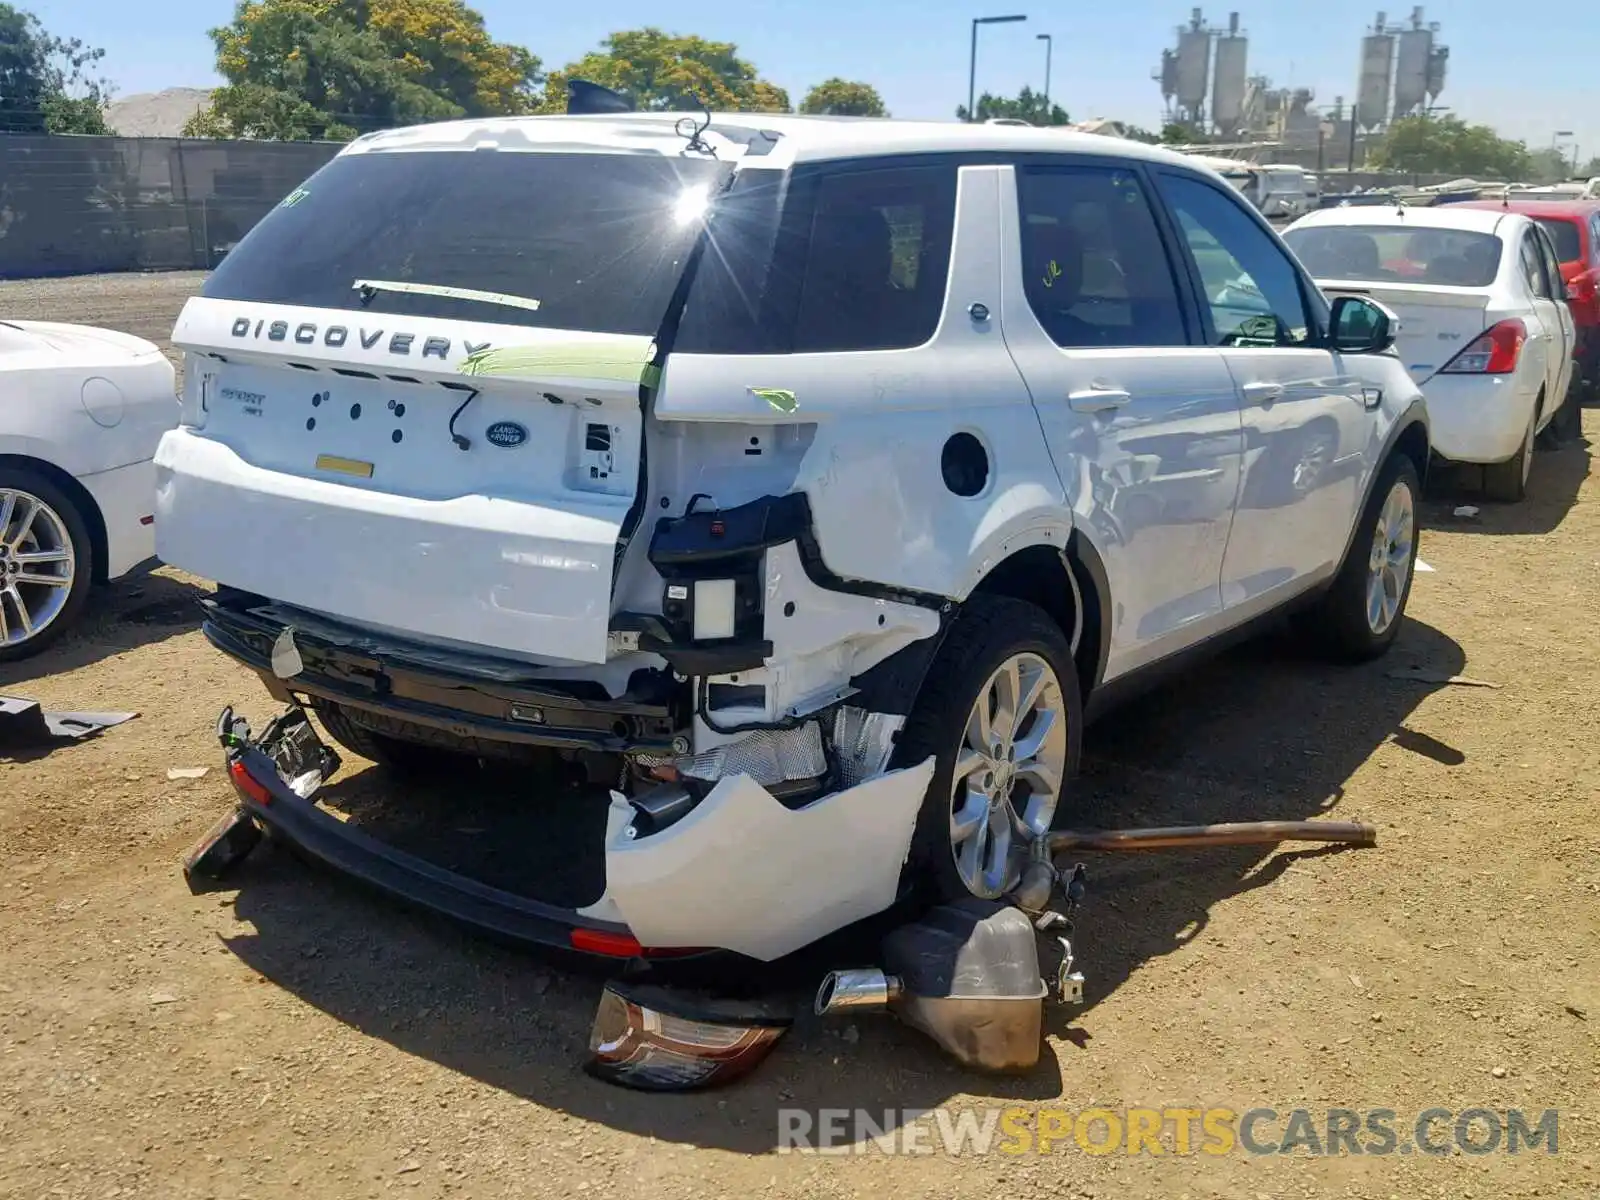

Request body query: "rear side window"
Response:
[792, 165, 956, 352]
[677, 162, 957, 355]
[1531, 216, 1582, 263]
[1015, 164, 1189, 348]
[1519, 235, 1551, 299]
[1283, 224, 1503, 287]
[203, 150, 730, 336]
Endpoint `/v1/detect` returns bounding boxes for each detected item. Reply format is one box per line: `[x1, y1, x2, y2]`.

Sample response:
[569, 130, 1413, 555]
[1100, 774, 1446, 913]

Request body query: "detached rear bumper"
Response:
[202, 705, 715, 964]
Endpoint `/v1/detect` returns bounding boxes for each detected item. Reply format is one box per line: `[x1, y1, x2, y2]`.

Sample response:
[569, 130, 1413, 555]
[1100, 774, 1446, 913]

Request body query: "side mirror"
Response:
[1329, 294, 1397, 354]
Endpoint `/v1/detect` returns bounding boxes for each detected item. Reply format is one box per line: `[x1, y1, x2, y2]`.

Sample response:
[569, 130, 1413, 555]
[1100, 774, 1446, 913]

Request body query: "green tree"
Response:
[185, 0, 540, 141]
[1368, 115, 1533, 179]
[1160, 121, 1204, 144]
[0, 4, 110, 134]
[1119, 124, 1162, 145]
[955, 86, 1067, 126]
[800, 78, 887, 117]
[540, 28, 789, 114]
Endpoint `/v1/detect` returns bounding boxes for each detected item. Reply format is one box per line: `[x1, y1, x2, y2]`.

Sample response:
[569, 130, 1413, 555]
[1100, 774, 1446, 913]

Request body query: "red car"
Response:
[1452, 198, 1600, 402]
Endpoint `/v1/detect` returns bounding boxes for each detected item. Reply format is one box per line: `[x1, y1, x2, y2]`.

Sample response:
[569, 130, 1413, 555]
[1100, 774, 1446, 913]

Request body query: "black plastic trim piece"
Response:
[639, 635, 773, 677]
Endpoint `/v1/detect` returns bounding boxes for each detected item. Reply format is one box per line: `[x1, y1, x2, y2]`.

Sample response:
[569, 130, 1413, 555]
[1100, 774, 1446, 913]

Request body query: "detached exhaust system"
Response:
[816, 819, 1379, 1074]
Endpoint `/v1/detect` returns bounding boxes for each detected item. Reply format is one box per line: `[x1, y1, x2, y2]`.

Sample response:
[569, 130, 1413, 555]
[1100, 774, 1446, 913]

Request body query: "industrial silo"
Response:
[1393, 8, 1434, 118]
[1356, 12, 1395, 129]
[1175, 9, 1213, 123]
[1211, 13, 1249, 137]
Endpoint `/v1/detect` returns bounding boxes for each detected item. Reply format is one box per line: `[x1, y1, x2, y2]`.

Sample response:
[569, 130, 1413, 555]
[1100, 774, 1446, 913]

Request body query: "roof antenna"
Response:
[676, 96, 716, 157]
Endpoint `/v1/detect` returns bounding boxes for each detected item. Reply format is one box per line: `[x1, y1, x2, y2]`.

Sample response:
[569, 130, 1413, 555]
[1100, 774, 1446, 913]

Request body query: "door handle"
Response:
[1241, 381, 1285, 404]
[1067, 387, 1132, 413]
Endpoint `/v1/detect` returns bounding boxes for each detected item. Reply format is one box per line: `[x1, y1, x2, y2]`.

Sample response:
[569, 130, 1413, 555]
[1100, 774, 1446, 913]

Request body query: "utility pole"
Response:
[1348, 104, 1359, 171]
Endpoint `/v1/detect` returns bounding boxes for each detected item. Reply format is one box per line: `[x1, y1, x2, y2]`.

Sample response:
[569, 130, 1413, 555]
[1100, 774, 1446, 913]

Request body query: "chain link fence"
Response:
[0, 134, 342, 280]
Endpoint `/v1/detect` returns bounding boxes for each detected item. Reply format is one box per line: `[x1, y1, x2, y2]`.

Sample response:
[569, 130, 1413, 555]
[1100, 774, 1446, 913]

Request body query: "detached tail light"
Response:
[585, 982, 791, 1091]
[1440, 319, 1526, 375]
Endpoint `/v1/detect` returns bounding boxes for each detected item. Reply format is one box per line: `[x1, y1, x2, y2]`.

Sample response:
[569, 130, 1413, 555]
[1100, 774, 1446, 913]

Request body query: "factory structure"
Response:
[1154, 6, 1449, 148]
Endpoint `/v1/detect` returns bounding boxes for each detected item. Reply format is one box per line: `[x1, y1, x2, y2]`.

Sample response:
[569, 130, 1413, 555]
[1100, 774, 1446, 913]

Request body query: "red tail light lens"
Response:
[1440, 319, 1526, 375]
[229, 758, 274, 807]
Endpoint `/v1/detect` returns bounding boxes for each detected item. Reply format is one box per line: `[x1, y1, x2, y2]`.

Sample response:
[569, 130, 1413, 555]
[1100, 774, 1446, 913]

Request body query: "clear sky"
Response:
[28, 0, 1600, 161]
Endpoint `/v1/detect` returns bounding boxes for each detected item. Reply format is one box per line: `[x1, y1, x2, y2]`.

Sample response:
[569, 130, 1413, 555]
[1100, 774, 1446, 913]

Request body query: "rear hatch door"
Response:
[155, 138, 730, 664]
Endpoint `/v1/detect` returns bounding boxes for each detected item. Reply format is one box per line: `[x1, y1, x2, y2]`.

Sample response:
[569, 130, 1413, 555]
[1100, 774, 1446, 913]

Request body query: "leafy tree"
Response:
[539, 28, 789, 114]
[0, 4, 110, 134]
[1119, 124, 1162, 145]
[1368, 115, 1533, 180]
[1160, 121, 1204, 144]
[185, 0, 539, 140]
[800, 78, 887, 118]
[954, 86, 1066, 126]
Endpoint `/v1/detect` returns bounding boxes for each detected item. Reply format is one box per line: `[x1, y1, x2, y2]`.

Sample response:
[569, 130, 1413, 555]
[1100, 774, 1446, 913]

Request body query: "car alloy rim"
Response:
[0, 489, 76, 647]
[1365, 478, 1414, 637]
[950, 652, 1068, 899]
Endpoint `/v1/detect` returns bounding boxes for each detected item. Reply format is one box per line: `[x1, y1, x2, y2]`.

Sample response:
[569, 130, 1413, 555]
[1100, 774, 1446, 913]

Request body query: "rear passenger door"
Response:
[998, 160, 1244, 681]
[1514, 230, 1558, 407]
[1152, 169, 1370, 610]
[1533, 225, 1575, 404]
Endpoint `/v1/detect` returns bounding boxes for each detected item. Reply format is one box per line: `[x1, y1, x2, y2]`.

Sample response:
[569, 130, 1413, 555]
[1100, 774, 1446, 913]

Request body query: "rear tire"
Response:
[0, 468, 94, 664]
[1482, 409, 1534, 503]
[896, 595, 1082, 904]
[1297, 453, 1421, 663]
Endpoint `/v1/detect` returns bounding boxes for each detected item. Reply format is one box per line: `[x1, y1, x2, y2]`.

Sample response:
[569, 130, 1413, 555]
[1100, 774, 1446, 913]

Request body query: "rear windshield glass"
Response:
[1284, 224, 1503, 287]
[203, 151, 731, 335]
[1530, 216, 1582, 263]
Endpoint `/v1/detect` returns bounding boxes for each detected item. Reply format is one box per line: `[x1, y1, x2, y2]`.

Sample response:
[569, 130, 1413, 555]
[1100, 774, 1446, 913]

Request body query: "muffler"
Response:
[815, 899, 1049, 1074]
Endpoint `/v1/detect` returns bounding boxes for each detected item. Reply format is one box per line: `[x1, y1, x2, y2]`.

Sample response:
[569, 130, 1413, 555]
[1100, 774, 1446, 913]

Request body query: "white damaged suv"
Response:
[159, 114, 1429, 963]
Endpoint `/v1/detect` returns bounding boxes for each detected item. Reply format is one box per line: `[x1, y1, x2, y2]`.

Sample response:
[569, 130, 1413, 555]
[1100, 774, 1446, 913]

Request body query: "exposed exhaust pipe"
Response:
[814, 968, 903, 1015]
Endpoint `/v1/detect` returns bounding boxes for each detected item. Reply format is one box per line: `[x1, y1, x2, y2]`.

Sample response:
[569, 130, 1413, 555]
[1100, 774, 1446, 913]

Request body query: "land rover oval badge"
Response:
[485, 421, 528, 448]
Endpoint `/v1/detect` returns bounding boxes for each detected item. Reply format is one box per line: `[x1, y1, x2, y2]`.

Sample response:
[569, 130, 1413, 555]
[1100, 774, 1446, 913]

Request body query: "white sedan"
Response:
[0, 321, 177, 660]
[1283, 205, 1575, 501]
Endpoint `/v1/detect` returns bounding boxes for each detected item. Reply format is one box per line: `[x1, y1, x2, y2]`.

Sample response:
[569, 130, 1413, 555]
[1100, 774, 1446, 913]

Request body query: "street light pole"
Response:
[1037, 33, 1053, 119]
[967, 14, 1028, 122]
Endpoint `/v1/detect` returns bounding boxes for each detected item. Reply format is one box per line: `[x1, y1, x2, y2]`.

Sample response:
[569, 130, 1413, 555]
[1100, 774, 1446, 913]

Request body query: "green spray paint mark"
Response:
[280, 187, 310, 208]
[460, 340, 659, 387]
[748, 387, 797, 413]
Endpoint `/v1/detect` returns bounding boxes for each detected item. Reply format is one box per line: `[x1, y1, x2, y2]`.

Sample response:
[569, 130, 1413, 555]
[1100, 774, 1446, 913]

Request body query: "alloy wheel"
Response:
[1365, 477, 1414, 637]
[949, 652, 1069, 899]
[0, 488, 77, 649]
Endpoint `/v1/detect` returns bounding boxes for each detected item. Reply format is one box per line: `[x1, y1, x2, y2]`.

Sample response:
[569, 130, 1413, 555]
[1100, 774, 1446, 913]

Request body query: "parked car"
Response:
[1284, 205, 1575, 501]
[1444, 197, 1600, 405]
[155, 114, 1430, 963]
[0, 321, 176, 660]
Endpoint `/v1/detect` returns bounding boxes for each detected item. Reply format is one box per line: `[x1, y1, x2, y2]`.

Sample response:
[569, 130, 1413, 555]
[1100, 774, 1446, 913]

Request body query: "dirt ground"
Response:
[2, 273, 1597, 1199]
